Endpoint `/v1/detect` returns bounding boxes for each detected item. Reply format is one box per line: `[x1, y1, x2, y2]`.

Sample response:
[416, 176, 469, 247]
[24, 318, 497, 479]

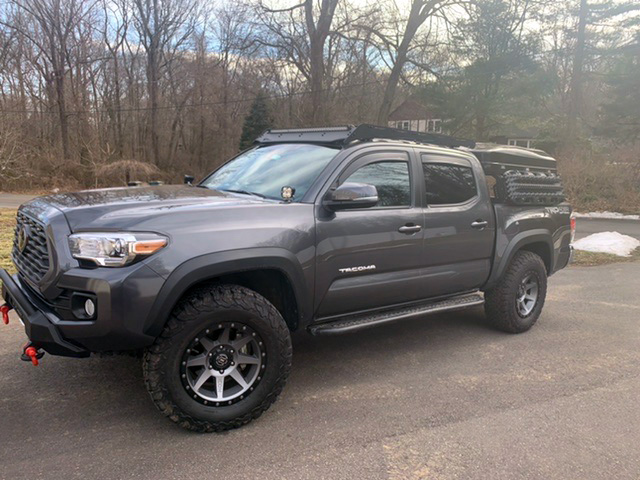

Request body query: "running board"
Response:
[309, 293, 484, 335]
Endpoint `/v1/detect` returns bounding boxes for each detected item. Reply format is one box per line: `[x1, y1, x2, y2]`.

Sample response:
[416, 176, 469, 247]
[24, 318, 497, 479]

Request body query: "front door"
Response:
[314, 150, 424, 318]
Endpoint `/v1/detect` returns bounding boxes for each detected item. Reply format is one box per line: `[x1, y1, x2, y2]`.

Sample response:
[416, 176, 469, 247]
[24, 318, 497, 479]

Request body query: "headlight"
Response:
[68, 232, 167, 267]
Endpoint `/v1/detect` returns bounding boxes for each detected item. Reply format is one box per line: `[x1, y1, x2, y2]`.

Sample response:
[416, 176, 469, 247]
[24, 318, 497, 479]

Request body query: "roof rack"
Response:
[254, 124, 476, 149]
[254, 126, 354, 145]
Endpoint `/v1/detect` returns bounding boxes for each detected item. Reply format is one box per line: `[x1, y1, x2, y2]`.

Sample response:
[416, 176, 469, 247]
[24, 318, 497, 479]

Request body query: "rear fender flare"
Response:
[484, 230, 553, 290]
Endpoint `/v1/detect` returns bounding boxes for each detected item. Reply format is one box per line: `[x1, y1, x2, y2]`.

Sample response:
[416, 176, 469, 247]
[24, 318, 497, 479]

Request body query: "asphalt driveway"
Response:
[573, 216, 640, 240]
[1, 262, 639, 479]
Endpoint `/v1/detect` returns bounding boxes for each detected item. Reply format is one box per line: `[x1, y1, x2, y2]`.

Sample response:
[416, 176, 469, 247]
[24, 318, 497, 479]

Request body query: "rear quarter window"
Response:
[422, 163, 477, 205]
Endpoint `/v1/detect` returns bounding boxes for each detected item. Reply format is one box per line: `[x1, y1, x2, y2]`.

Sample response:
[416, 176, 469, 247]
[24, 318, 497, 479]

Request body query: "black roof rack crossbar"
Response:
[254, 124, 475, 149]
[254, 126, 355, 145]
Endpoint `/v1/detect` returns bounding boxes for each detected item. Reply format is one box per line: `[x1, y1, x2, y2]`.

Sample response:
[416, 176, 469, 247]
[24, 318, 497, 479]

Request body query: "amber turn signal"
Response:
[132, 239, 167, 254]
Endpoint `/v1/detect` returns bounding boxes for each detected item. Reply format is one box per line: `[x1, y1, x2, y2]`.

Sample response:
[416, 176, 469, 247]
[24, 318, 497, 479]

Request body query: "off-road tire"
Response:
[484, 251, 547, 333]
[143, 284, 292, 433]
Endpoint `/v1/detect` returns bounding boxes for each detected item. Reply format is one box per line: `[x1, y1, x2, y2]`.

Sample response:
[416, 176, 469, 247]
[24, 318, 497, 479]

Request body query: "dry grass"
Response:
[95, 159, 162, 185]
[0, 209, 16, 292]
[559, 149, 640, 215]
[0, 209, 16, 275]
[571, 248, 640, 267]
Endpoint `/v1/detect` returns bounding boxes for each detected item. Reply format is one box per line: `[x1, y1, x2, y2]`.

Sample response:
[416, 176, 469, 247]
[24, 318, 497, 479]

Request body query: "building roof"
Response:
[388, 100, 434, 121]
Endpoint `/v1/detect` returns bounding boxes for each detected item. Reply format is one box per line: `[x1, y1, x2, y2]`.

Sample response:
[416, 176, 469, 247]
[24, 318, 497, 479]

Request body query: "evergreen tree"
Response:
[239, 92, 272, 150]
[599, 34, 640, 143]
[421, 0, 548, 140]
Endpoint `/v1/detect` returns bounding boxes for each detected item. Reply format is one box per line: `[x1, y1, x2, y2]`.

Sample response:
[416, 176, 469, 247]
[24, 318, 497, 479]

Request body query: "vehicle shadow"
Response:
[289, 306, 495, 386]
[1, 306, 495, 440]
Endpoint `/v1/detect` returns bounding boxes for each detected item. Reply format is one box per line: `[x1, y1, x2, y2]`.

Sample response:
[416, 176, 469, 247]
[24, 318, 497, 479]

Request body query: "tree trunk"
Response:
[303, 0, 339, 125]
[147, 43, 160, 165]
[308, 39, 325, 124]
[566, 0, 588, 144]
[113, 55, 124, 158]
[377, 51, 407, 125]
[376, 1, 426, 125]
[52, 58, 70, 159]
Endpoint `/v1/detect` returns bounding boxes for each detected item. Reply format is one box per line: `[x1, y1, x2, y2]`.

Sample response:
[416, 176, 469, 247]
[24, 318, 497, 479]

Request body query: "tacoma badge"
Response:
[339, 265, 376, 273]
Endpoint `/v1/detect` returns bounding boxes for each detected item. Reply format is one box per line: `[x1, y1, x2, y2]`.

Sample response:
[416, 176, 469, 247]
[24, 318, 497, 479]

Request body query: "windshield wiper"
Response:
[221, 189, 268, 199]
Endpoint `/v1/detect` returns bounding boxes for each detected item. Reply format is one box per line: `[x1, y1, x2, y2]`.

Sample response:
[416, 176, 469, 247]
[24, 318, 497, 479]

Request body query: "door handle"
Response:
[398, 224, 422, 234]
[471, 220, 488, 230]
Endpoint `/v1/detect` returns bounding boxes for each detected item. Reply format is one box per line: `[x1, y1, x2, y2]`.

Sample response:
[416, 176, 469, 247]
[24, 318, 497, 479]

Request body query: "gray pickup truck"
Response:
[1, 125, 573, 432]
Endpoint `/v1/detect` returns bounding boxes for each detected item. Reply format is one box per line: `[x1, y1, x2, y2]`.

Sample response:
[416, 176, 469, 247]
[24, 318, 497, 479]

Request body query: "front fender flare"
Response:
[143, 248, 311, 337]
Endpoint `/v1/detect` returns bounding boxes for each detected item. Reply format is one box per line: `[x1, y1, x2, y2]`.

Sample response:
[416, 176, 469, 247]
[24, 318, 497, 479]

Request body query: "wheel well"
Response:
[519, 241, 552, 273]
[185, 269, 300, 331]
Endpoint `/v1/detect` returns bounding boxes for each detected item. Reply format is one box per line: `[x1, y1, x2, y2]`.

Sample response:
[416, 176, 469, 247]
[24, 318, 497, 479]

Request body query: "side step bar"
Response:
[309, 293, 484, 335]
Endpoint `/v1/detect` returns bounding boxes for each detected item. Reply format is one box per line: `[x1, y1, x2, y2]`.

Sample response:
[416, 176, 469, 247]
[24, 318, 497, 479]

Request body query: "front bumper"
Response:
[4, 202, 172, 357]
[2, 261, 165, 356]
[1, 269, 88, 357]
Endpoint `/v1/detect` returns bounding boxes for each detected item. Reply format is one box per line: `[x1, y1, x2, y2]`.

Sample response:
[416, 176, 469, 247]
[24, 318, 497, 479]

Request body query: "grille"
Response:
[12, 212, 51, 284]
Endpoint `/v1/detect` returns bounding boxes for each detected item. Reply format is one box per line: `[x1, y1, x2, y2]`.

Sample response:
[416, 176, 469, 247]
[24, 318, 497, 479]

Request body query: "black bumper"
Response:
[1, 269, 89, 357]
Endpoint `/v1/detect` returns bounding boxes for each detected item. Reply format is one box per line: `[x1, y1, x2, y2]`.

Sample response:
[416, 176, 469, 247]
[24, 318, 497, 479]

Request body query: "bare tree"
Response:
[370, 0, 461, 125]
[101, 0, 129, 158]
[0, 0, 636, 196]
[2, 0, 99, 159]
[129, 0, 201, 166]
[257, 0, 340, 123]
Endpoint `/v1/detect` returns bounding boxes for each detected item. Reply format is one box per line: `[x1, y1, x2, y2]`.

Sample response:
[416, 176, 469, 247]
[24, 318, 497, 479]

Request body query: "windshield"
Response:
[201, 144, 339, 201]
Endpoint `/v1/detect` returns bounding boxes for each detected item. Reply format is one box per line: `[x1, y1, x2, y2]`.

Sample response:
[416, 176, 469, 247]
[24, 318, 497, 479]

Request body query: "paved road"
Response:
[1, 262, 640, 479]
[0, 194, 35, 209]
[574, 217, 640, 240]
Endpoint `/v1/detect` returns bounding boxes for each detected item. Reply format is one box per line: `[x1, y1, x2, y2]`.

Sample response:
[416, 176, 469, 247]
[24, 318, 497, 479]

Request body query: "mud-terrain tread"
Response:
[484, 251, 547, 333]
[143, 284, 292, 433]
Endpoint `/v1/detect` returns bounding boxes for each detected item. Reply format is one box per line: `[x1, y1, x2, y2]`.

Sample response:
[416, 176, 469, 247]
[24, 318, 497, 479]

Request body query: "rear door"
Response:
[417, 151, 495, 297]
[314, 149, 425, 318]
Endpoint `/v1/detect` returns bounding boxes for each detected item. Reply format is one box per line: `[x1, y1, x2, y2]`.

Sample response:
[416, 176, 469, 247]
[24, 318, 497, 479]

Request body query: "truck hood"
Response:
[28, 185, 276, 231]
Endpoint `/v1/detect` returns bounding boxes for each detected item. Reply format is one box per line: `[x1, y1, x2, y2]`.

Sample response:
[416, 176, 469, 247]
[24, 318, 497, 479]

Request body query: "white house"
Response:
[387, 100, 443, 134]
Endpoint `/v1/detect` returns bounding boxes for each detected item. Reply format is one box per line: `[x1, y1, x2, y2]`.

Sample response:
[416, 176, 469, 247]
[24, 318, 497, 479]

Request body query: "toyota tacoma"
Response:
[1, 125, 573, 432]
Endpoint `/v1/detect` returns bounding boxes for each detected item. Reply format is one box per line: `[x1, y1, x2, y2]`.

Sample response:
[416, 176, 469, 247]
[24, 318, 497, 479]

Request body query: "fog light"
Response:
[84, 299, 96, 317]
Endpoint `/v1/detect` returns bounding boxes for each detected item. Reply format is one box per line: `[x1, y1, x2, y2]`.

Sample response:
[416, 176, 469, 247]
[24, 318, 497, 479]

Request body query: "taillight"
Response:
[570, 217, 576, 242]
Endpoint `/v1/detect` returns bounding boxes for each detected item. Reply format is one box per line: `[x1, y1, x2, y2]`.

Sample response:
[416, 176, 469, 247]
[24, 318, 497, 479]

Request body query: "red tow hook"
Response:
[1, 304, 11, 325]
[21, 342, 44, 366]
[25, 347, 40, 366]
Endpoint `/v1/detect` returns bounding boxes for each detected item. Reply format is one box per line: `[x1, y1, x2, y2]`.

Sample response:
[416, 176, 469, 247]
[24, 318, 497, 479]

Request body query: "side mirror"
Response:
[184, 175, 195, 185]
[323, 182, 379, 211]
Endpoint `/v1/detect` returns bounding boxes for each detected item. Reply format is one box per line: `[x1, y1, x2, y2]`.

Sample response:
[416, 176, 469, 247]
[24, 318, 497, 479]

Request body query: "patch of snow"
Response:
[573, 231, 640, 257]
[573, 211, 639, 221]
